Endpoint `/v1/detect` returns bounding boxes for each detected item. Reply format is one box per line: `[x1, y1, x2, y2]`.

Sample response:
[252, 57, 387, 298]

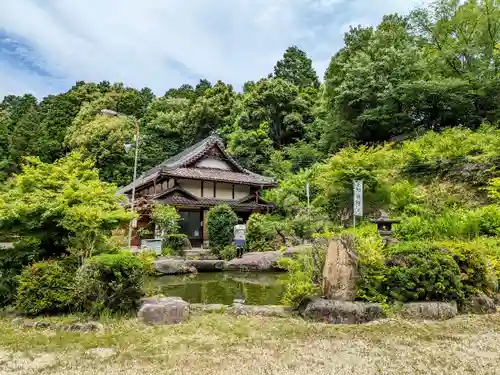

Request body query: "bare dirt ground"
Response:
[1, 313, 500, 375]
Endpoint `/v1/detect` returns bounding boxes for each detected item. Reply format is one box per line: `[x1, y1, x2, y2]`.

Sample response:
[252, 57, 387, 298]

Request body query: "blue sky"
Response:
[0, 0, 429, 99]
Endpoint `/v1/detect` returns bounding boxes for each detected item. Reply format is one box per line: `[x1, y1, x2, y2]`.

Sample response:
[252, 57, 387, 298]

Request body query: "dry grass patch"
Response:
[1, 314, 500, 374]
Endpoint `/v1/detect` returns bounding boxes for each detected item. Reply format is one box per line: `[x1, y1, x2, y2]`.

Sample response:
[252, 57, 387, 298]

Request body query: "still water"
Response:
[145, 272, 288, 305]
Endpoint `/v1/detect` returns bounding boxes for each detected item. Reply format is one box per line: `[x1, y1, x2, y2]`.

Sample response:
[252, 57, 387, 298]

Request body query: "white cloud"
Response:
[0, 0, 430, 99]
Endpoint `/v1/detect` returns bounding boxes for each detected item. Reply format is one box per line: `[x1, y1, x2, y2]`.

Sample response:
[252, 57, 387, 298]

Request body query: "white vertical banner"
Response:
[353, 180, 363, 217]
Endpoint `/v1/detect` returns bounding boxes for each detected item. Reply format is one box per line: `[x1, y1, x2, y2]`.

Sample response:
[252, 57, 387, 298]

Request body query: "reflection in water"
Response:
[145, 272, 288, 305]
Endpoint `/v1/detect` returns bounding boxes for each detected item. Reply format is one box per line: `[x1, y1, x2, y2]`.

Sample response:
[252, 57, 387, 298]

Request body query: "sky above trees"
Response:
[0, 0, 429, 98]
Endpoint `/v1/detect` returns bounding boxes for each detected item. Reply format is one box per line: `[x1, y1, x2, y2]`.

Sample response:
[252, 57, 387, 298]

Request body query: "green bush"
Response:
[0, 238, 43, 307]
[74, 252, 144, 316]
[206, 204, 238, 255]
[277, 245, 325, 307]
[288, 208, 327, 240]
[150, 204, 181, 235]
[15, 260, 75, 315]
[136, 250, 157, 276]
[439, 240, 497, 297]
[381, 243, 464, 303]
[220, 244, 237, 260]
[395, 204, 500, 241]
[162, 234, 189, 255]
[246, 213, 285, 252]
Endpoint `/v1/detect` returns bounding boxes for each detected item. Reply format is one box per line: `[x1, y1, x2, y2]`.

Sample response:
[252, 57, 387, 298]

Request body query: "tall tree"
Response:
[322, 15, 427, 151]
[227, 122, 274, 173]
[186, 81, 236, 141]
[139, 96, 191, 172]
[273, 46, 320, 89]
[411, 0, 500, 79]
[235, 78, 313, 147]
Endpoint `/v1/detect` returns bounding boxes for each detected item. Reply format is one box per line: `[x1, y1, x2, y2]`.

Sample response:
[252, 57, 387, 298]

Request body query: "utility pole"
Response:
[101, 109, 140, 249]
[128, 118, 140, 248]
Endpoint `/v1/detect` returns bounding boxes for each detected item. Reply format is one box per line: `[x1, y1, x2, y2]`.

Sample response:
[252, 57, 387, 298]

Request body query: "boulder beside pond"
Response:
[154, 259, 196, 275]
[399, 302, 458, 320]
[299, 297, 384, 324]
[138, 296, 190, 325]
[226, 251, 282, 271]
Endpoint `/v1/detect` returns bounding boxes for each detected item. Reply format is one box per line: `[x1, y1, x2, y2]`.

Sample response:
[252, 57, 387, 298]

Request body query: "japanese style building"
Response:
[118, 133, 277, 248]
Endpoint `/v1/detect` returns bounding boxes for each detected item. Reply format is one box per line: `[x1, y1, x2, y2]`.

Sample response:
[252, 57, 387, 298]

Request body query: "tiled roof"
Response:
[118, 133, 276, 194]
[162, 168, 274, 186]
[155, 196, 274, 210]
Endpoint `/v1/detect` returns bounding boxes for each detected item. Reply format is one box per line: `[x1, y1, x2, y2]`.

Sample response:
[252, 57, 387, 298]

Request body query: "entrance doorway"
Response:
[179, 210, 202, 247]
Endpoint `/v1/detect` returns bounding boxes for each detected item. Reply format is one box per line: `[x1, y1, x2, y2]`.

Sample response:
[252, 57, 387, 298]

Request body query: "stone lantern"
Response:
[370, 212, 400, 245]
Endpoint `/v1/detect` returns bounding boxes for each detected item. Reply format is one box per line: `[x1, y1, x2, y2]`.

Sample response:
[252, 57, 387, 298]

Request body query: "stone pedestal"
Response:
[322, 235, 358, 301]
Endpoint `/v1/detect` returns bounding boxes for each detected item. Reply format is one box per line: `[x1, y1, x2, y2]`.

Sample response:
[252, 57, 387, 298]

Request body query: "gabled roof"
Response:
[118, 133, 276, 194]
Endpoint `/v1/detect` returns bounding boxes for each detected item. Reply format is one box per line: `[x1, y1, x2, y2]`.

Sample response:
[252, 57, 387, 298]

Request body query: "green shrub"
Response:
[206, 204, 238, 255]
[277, 245, 325, 308]
[0, 238, 43, 307]
[74, 252, 144, 316]
[395, 204, 500, 241]
[288, 208, 327, 240]
[15, 260, 75, 315]
[220, 244, 237, 260]
[246, 213, 285, 252]
[381, 243, 464, 303]
[150, 204, 182, 235]
[162, 234, 189, 256]
[439, 240, 497, 296]
[136, 250, 157, 276]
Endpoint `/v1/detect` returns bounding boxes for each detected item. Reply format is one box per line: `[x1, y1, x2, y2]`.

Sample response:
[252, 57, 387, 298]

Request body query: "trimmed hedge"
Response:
[74, 252, 144, 316]
[381, 244, 464, 303]
[16, 260, 75, 315]
[356, 238, 497, 305]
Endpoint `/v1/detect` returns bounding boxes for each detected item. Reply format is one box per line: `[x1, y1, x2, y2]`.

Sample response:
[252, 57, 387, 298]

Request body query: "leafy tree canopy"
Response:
[0, 152, 132, 258]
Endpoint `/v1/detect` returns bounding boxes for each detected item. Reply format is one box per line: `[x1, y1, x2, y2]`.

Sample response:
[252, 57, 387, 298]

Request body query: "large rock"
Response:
[185, 259, 225, 272]
[226, 251, 282, 271]
[463, 294, 497, 314]
[154, 259, 196, 275]
[400, 302, 457, 320]
[300, 297, 383, 324]
[138, 296, 190, 325]
[322, 235, 358, 301]
[494, 294, 500, 306]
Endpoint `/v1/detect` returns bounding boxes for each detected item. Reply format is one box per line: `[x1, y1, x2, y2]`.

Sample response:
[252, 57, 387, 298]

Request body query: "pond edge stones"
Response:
[139, 296, 190, 325]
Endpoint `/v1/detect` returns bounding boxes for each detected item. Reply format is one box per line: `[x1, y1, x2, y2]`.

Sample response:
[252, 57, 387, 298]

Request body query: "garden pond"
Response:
[145, 272, 289, 305]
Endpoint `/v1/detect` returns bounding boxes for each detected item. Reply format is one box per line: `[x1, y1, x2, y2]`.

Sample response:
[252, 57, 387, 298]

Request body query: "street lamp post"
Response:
[101, 109, 140, 249]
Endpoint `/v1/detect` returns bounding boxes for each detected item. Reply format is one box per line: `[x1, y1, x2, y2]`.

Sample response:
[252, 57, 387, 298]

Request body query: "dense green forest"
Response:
[2, 0, 500, 314]
[1, 0, 500, 190]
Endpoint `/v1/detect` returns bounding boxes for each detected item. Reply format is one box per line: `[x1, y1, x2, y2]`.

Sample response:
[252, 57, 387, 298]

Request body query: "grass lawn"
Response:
[1, 313, 500, 374]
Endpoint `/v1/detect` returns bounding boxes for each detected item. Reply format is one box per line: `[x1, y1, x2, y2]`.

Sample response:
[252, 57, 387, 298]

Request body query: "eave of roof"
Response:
[155, 196, 275, 210]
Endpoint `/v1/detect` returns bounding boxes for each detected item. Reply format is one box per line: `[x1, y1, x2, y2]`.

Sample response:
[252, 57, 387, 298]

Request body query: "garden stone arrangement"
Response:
[153, 251, 285, 275]
[134, 236, 499, 326]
